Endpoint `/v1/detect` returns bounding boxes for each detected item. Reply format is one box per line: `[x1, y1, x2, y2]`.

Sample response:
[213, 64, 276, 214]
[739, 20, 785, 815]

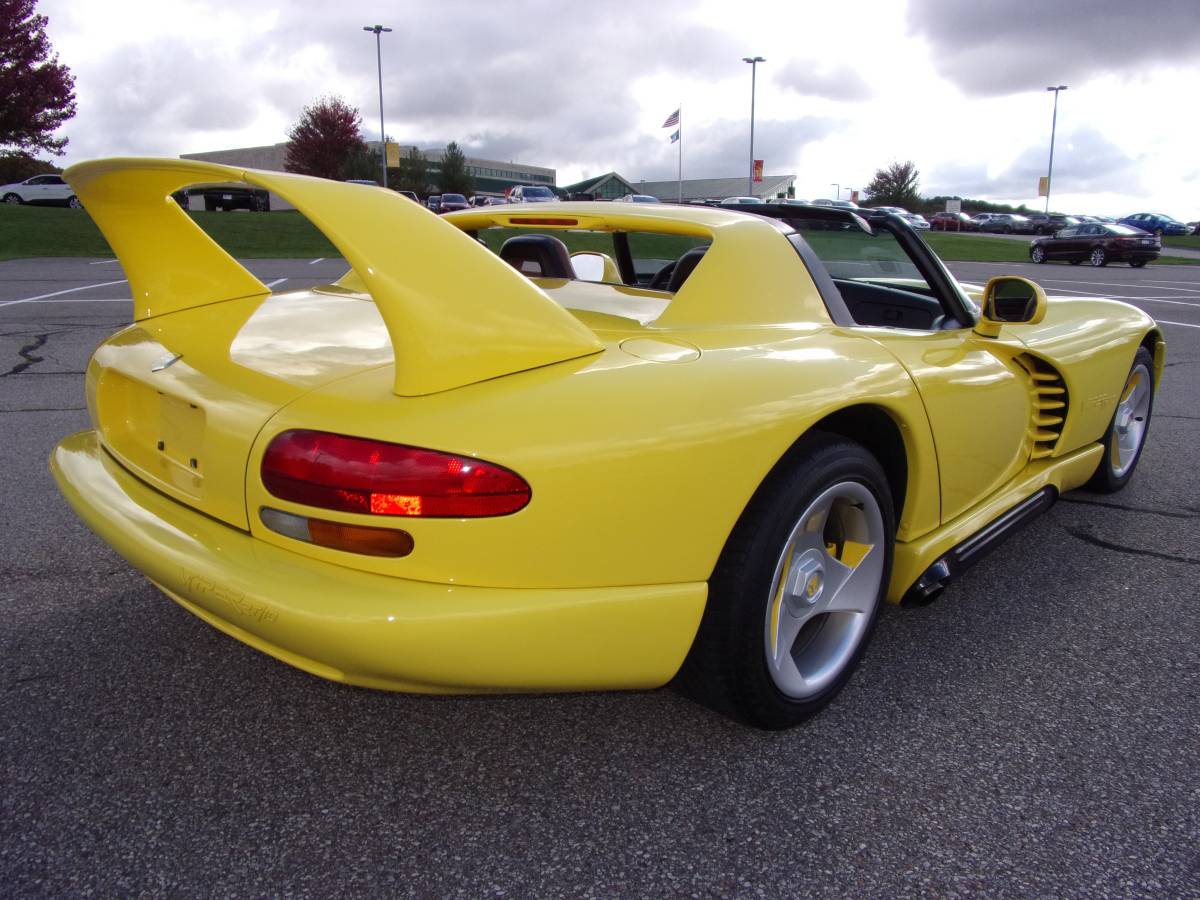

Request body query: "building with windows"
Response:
[180, 142, 557, 206]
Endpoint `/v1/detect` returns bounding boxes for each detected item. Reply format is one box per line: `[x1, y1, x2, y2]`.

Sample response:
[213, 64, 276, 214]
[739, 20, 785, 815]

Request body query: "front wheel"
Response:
[2, 193, 22, 205]
[1031, 246, 1047, 263]
[67, 195, 82, 209]
[676, 434, 894, 729]
[1086, 347, 1154, 493]
[1089, 247, 1107, 267]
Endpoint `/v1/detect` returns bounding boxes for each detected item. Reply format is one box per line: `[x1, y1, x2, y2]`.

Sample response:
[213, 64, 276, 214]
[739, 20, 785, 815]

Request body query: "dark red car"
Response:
[930, 212, 978, 231]
[1029, 223, 1160, 268]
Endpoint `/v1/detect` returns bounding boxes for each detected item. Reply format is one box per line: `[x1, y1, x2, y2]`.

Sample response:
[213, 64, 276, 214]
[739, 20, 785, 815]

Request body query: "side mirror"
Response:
[975, 276, 1047, 337]
[570, 251, 621, 283]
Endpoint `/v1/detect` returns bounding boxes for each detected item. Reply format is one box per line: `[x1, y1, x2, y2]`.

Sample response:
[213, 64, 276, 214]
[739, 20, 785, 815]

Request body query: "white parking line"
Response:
[309, 258, 325, 265]
[265, 278, 287, 288]
[0, 279, 128, 308]
[0, 297, 132, 305]
[1156, 319, 1200, 329]
[1041, 277, 1200, 295]
[88, 259, 121, 265]
[1046, 286, 1200, 307]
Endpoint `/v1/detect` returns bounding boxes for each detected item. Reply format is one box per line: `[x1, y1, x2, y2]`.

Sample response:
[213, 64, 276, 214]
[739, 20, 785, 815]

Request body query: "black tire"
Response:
[1003, 225, 1013, 234]
[2, 192, 22, 205]
[67, 195, 82, 209]
[1130, 259, 1147, 268]
[204, 197, 217, 212]
[1089, 247, 1107, 267]
[675, 433, 894, 729]
[1086, 347, 1154, 493]
[1031, 246, 1047, 263]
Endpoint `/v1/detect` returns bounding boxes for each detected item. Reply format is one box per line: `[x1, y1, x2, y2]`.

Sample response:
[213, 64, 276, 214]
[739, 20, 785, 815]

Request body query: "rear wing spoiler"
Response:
[65, 158, 602, 396]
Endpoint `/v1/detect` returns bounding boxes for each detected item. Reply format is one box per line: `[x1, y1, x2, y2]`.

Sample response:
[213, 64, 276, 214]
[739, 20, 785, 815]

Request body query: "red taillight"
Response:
[261, 430, 531, 517]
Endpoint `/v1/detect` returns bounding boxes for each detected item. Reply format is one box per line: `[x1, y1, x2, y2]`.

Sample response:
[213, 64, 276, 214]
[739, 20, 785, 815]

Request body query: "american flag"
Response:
[661, 109, 680, 128]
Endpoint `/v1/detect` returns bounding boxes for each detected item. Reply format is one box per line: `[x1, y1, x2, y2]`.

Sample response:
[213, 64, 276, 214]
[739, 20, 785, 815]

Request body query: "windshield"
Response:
[522, 187, 556, 199]
[442, 194, 466, 203]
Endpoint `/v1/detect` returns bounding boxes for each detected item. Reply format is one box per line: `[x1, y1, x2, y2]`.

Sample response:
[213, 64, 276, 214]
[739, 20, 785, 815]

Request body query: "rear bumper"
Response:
[51, 430, 706, 693]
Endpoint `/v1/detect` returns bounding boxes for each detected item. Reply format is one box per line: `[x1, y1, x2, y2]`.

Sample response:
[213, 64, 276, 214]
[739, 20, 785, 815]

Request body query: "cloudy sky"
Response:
[40, 0, 1200, 216]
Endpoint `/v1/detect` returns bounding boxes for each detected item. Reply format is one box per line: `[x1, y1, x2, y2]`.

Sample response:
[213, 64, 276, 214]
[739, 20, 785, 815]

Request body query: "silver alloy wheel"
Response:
[763, 480, 885, 699]
[1032, 246, 1046, 263]
[68, 196, 81, 209]
[1090, 248, 1106, 266]
[1111, 361, 1152, 477]
[3, 193, 20, 204]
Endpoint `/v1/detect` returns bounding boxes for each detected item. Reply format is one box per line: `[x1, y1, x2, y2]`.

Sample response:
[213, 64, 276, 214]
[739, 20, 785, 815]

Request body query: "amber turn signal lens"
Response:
[260, 507, 414, 557]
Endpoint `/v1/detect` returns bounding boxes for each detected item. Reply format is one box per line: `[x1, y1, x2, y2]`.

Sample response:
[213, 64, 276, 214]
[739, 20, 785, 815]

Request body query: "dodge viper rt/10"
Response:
[50, 159, 1164, 729]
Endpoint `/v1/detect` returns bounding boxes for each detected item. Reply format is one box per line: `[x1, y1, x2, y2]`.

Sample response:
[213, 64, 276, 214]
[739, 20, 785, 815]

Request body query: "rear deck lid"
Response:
[90, 288, 393, 529]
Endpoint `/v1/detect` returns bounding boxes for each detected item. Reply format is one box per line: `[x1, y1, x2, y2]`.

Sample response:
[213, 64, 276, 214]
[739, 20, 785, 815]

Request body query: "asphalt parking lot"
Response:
[2, 257, 1198, 897]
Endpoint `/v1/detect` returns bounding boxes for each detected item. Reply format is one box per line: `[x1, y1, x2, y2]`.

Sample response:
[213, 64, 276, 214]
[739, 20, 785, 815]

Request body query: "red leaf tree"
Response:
[0, 0, 76, 155]
[284, 96, 367, 180]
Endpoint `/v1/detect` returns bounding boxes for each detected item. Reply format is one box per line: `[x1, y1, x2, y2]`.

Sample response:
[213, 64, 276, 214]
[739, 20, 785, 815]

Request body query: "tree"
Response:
[340, 144, 382, 182]
[395, 145, 429, 196]
[863, 160, 921, 210]
[284, 96, 366, 181]
[0, 0, 77, 155]
[438, 141, 474, 195]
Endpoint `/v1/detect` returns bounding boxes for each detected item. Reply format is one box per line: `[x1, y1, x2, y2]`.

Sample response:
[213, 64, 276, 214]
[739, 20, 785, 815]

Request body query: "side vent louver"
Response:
[1016, 354, 1068, 459]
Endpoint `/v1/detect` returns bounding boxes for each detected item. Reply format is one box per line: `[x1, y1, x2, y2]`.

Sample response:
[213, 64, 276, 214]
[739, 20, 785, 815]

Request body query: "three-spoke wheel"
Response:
[678, 434, 894, 729]
[1088, 347, 1155, 492]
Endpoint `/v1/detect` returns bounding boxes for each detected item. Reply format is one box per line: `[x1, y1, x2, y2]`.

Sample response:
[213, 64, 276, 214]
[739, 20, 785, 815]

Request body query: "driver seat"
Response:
[499, 235, 575, 279]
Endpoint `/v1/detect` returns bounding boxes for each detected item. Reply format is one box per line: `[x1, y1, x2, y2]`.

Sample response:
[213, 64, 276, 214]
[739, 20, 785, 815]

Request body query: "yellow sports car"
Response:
[51, 159, 1163, 729]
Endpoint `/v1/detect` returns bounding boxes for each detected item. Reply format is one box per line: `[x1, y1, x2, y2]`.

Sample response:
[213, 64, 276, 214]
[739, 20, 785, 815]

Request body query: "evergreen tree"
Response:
[438, 141, 474, 195]
[396, 146, 429, 196]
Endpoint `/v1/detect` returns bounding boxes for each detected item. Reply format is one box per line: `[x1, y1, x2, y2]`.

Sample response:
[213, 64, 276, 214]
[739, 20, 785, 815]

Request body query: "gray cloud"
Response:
[774, 60, 872, 101]
[906, 0, 1200, 96]
[924, 128, 1143, 203]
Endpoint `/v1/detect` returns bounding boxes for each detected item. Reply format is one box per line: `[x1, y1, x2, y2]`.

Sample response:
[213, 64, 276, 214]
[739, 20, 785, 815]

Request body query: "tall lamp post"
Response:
[1044, 84, 1067, 213]
[363, 24, 392, 188]
[830, 183, 840, 201]
[743, 56, 765, 196]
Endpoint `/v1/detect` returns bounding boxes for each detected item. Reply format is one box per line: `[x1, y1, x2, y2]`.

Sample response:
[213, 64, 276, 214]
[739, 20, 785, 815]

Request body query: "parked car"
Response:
[1030, 223, 1160, 267]
[1118, 212, 1191, 236]
[396, 190, 419, 202]
[971, 213, 1001, 225]
[720, 196, 764, 205]
[0, 173, 80, 207]
[903, 213, 930, 230]
[930, 212, 979, 232]
[426, 195, 442, 212]
[439, 193, 470, 213]
[779, 198, 811, 206]
[1027, 214, 1081, 235]
[613, 194, 661, 203]
[811, 198, 859, 209]
[1189, 220, 1200, 235]
[200, 187, 269, 212]
[870, 206, 910, 216]
[507, 185, 560, 203]
[55, 156, 1163, 730]
[345, 179, 380, 187]
[978, 214, 1035, 235]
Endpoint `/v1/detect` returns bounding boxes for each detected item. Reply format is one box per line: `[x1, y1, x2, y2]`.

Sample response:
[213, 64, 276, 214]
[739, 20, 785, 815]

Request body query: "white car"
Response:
[507, 185, 560, 203]
[719, 196, 764, 205]
[1, 173, 80, 207]
[903, 213, 931, 230]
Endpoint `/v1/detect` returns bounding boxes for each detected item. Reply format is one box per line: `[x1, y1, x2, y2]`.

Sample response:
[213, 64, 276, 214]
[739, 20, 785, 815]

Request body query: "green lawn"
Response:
[2, 204, 1194, 266]
[1163, 234, 1200, 251]
[0, 204, 337, 261]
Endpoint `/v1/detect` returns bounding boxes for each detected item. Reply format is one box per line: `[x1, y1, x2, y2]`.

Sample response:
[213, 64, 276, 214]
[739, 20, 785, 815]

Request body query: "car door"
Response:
[21, 175, 50, 202]
[1050, 226, 1079, 259]
[798, 220, 1035, 523]
[42, 175, 71, 202]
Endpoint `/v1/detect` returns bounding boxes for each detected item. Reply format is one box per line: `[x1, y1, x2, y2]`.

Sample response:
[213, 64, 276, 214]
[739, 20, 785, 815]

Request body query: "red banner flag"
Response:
[753, 160, 763, 183]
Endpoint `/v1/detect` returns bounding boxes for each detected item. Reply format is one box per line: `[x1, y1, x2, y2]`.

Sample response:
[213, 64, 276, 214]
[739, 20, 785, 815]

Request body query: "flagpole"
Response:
[677, 103, 683, 203]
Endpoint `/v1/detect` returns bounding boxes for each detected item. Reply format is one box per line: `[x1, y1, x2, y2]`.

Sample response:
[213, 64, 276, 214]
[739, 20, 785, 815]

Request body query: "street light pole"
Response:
[1044, 84, 1067, 214]
[363, 24, 393, 188]
[831, 183, 840, 201]
[743, 56, 765, 196]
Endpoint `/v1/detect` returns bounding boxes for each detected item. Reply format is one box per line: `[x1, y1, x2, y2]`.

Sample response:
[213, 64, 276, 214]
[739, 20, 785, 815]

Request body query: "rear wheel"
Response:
[1087, 347, 1154, 493]
[1130, 259, 1147, 268]
[1089, 247, 1107, 267]
[67, 195, 82, 209]
[2, 193, 22, 204]
[676, 434, 894, 729]
[1031, 246, 1046, 263]
[1003, 225, 1013, 234]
